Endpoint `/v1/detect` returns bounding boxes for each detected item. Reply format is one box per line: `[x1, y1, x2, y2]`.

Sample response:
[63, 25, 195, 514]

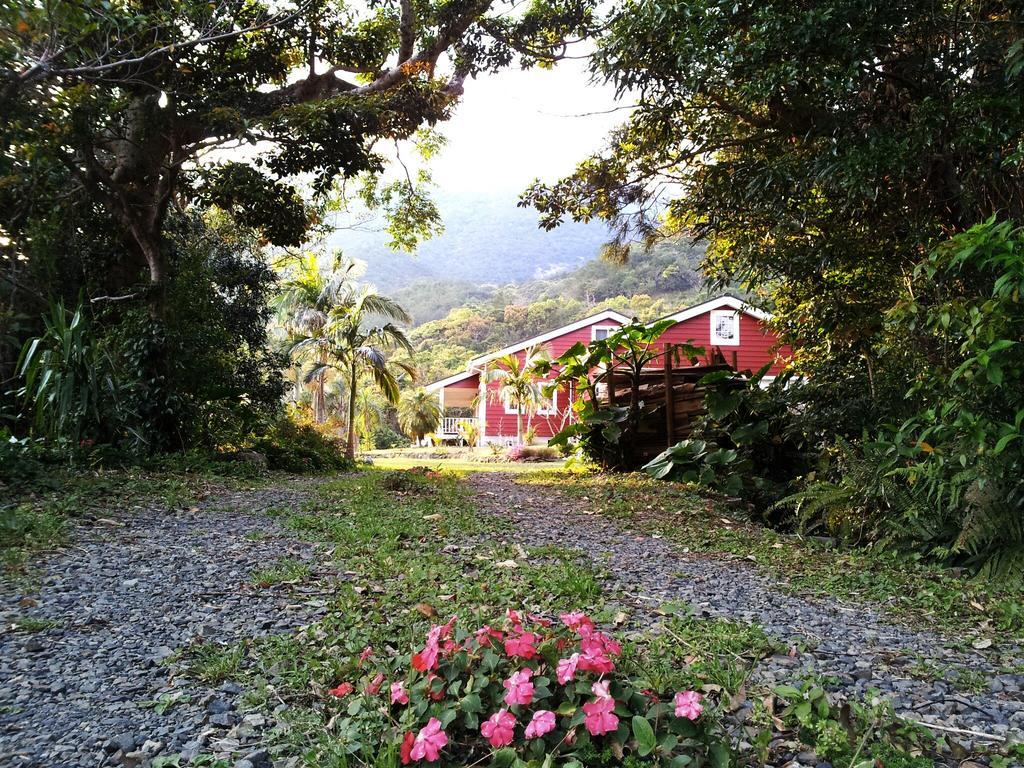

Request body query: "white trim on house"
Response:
[424, 368, 478, 392]
[467, 309, 631, 367]
[591, 325, 618, 341]
[660, 294, 771, 324]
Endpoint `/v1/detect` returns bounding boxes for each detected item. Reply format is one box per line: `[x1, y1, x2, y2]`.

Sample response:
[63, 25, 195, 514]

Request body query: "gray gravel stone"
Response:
[0, 482, 329, 767]
[468, 473, 1024, 742]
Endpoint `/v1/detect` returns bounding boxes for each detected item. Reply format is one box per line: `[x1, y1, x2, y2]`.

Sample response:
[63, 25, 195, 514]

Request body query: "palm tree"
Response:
[275, 253, 359, 423]
[298, 288, 415, 459]
[487, 345, 551, 443]
[398, 388, 442, 444]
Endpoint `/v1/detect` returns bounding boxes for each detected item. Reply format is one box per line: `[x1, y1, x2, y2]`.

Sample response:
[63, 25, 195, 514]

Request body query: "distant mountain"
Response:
[393, 238, 708, 327]
[323, 190, 610, 293]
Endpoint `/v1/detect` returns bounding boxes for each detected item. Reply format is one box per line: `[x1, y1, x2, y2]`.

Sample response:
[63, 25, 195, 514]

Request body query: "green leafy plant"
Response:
[323, 610, 729, 766]
[15, 299, 122, 445]
[398, 388, 443, 444]
[545, 319, 700, 469]
[872, 219, 1024, 576]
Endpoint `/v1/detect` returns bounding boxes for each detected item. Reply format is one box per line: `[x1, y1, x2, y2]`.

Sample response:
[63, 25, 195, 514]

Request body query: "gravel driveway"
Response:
[468, 472, 1024, 749]
[0, 483, 327, 768]
[3, 471, 1021, 768]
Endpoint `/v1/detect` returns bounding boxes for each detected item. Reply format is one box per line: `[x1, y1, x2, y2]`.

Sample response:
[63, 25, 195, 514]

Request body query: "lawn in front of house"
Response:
[362, 445, 566, 473]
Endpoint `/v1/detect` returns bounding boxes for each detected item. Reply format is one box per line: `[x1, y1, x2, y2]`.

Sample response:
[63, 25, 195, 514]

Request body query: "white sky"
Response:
[428, 58, 627, 194]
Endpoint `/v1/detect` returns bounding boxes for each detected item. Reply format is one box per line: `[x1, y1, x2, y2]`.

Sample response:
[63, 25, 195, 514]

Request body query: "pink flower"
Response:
[503, 668, 534, 706]
[556, 653, 580, 685]
[583, 631, 622, 657]
[328, 682, 354, 697]
[504, 630, 539, 659]
[583, 695, 619, 736]
[410, 717, 448, 762]
[591, 680, 611, 699]
[358, 645, 373, 665]
[412, 621, 451, 672]
[577, 648, 614, 675]
[506, 608, 523, 627]
[411, 644, 438, 672]
[578, 632, 621, 675]
[474, 625, 503, 648]
[524, 709, 556, 739]
[559, 611, 595, 635]
[480, 709, 516, 748]
[674, 690, 703, 720]
[400, 732, 415, 765]
[390, 681, 409, 705]
[365, 672, 385, 695]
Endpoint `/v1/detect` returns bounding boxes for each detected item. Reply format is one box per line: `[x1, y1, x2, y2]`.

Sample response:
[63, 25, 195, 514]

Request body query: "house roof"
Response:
[466, 308, 631, 368]
[656, 293, 771, 323]
[423, 295, 772, 391]
[423, 368, 479, 392]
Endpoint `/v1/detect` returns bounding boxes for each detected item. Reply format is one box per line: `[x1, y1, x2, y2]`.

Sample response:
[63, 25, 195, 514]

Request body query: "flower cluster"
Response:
[326, 609, 720, 765]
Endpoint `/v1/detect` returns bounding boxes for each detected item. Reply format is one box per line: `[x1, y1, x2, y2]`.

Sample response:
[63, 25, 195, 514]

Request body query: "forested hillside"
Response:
[327, 191, 611, 292]
[407, 238, 709, 381]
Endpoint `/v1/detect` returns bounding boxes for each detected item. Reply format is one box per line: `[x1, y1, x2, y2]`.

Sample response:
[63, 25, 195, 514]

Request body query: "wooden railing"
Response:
[439, 417, 478, 435]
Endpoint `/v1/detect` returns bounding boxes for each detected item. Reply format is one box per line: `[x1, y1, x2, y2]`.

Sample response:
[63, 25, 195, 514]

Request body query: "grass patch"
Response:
[185, 641, 247, 684]
[6, 615, 62, 632]
[251, 557, 311, 587]
[518, 470, 1024, 643]
[366, 455, 564, 473]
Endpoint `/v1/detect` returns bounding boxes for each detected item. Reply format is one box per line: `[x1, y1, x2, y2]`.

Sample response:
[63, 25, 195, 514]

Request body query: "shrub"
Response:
[380, 467, 442, 494]
[372, 425, 411, 450]
[644, 368, 814, 518]
[323, 610, 728, 766]
[521, 445, 562, 462]
[241, 414, 351, 473]
[458, 420, 480, 447]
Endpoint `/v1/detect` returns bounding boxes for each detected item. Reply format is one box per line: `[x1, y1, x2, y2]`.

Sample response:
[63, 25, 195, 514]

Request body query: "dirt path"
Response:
[0, 482, 328, 768]
[467, 472, 1024, 746]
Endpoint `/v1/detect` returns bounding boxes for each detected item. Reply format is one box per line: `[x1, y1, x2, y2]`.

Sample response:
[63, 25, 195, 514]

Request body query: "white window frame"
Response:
[709, 309, 740, 346]
[591, 325, 618, 342]
[504, 384, 558, 416]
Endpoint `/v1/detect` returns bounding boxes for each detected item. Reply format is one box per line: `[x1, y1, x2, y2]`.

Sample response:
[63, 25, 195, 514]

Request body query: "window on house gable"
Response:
[592, 325, 617, 341]
[710, 309, 740, 346]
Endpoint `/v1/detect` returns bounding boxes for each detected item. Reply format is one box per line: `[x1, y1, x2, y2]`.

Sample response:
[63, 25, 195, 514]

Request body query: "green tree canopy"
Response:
[525, 0, 1024, 425]
[1, 0, 597, 315]
[398, 387, 443, 442]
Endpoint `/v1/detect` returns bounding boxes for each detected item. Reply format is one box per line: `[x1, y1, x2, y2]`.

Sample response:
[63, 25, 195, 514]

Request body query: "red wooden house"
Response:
[424, 295, 790, 445]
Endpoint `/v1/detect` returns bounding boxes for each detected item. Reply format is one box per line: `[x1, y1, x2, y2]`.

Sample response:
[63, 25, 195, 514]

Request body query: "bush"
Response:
[372, 425, 411, 450]
[644, 369, 815, 519]
[322, 610, 728, 766]
[240, 414, 351, 473]
[508, 445, 561, 462]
